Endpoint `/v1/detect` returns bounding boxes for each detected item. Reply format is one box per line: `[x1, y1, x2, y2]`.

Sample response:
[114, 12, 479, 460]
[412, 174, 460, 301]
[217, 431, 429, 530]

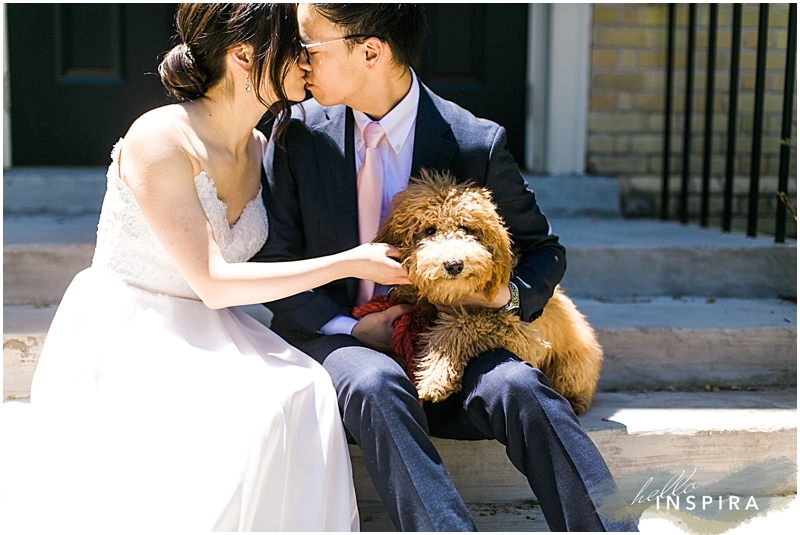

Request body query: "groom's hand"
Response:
[433, 284, 511, 313]
[352, 304, 413, 352]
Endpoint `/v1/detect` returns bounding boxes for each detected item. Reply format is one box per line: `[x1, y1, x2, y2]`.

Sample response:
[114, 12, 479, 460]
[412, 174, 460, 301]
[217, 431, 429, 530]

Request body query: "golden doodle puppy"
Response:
[375, 170, 603, 414]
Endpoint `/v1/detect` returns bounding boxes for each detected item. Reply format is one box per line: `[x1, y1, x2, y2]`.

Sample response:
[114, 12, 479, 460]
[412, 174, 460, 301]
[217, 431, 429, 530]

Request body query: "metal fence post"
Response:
[776, 3, 797, 243]
[680, 4, 697, 224]
[747, 4, 769, 237]
[723, 4, 742, 232]
[662, 4, 676, 220]
[701, 4, 718, 227]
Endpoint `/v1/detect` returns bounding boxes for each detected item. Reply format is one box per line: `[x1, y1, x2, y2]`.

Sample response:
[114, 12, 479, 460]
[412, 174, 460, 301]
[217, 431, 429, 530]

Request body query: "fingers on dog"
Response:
[385, 304, 414, 322]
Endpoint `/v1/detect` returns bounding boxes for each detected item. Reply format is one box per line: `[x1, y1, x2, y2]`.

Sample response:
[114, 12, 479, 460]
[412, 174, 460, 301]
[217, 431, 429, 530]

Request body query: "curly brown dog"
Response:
[374, 169, 603, 414]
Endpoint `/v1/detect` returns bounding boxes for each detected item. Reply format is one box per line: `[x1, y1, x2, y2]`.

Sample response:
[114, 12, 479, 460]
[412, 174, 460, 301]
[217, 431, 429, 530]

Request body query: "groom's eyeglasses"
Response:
[299, 34, 378, 64]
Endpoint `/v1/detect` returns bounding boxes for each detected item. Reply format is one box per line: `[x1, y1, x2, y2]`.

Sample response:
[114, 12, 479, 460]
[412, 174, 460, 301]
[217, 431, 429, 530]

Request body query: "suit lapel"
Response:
[311, 105, 360, 301]
[411, 84, 457, 179]
[312, 106, 359, 249]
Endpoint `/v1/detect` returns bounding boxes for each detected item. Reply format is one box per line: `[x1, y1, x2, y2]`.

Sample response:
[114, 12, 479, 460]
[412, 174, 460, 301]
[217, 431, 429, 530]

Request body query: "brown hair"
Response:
[159, 3, 300, 139]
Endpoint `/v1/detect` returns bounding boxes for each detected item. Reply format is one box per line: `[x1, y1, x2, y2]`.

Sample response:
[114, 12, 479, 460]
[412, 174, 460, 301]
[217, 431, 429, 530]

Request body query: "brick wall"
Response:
[587, 4, 796, 235]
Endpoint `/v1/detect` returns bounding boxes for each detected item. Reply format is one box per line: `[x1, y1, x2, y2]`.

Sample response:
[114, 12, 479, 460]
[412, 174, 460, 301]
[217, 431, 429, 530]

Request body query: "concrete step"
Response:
[357, 497, 800, 532]
[4, 303, 795, 531]
[2, 169, 623, 219]
[354, 387, 797, 532]
[4, 297, 795, 400]
[6, 170, 795, 533]
[347, 387, 797, 502]
[2, 167, 107, 217]
[5, 308, 795, 510]
[523, 175, 623, 219]
[555, 218, 796, 300]
[357, 501, 549, 532]
[577, 296, 797, 390]
[4, 213, 796, 305]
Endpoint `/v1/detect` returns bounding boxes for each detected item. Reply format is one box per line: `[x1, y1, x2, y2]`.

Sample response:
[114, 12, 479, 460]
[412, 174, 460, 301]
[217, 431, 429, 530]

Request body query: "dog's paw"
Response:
[413, 350, 463, 403]
[415, 376, 458, 403]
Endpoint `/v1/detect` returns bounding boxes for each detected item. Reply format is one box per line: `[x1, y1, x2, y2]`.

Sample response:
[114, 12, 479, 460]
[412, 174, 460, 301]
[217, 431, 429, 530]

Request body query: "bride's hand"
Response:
[346, 243, 410, 286]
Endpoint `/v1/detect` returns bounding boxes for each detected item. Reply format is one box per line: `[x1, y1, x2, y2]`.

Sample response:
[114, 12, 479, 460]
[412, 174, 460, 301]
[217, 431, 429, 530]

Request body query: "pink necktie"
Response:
[356, 122, 386, 305]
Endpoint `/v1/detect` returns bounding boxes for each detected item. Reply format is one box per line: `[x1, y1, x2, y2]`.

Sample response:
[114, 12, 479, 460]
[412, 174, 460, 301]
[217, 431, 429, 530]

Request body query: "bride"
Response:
[0, 4, 408, 532]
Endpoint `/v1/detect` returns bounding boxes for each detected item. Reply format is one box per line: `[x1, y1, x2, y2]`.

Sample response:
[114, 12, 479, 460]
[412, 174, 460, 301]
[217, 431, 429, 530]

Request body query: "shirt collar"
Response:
[353, 69, 419, 155]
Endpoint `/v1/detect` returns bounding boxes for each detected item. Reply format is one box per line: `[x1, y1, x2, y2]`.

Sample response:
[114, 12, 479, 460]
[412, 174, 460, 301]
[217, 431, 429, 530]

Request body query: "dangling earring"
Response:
[245, 75, 251, 93]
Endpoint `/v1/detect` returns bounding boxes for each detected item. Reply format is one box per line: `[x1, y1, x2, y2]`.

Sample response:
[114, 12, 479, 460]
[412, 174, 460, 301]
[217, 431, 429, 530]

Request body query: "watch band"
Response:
[500, 281, 520, 312]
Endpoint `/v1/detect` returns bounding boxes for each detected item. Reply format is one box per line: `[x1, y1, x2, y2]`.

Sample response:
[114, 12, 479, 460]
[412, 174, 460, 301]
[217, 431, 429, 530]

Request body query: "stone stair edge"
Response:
[4, 386, 797, 440]
[4, 387, 794, 430]
[2, 169, 623, 220]
[616, 173, 798, 195]
[6, 168, 794, 193]
[6, 220, 796, 303]
[5, 214, 796, 246]
[4, 297, 796, 334]
[6, 302, 796, 398]
[5, 168, 797, 238]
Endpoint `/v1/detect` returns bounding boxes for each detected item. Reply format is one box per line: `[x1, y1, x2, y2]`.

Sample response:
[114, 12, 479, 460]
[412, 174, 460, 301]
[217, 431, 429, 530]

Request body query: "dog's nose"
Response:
[444, 260, 464, 276]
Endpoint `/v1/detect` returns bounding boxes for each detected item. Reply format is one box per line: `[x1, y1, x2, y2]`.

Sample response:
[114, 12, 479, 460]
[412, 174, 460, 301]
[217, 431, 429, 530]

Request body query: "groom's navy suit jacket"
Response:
[254, 83, 566, 348]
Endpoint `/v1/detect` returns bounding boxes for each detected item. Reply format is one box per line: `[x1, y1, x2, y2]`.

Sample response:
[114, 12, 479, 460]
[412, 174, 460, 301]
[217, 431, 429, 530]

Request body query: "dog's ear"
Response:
[484, 234, 513, 300]
[375, 212, 401, 247]
[375, 173, 437, 251]
[375, 188, 418, 253]
[476, 191, 514, 300]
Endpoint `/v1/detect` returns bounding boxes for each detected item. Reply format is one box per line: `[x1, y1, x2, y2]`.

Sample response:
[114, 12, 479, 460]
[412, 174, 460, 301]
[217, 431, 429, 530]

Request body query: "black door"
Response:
[7, 4, 178, 165]
[7, 4, 528, 167]
[415, 4, 529, 164]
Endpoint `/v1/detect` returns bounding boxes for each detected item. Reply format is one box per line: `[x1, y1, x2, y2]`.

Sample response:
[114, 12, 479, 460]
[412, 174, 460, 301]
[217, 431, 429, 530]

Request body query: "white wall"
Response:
[526, 4, 592, 176]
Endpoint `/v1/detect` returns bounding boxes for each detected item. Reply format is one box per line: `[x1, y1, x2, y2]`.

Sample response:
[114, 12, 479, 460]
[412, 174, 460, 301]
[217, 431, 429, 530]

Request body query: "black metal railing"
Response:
[723, 4, 743, 233]
[701, 3, 718, 228]
[662, 3, 797, 242]
[777, 3, 798, 242]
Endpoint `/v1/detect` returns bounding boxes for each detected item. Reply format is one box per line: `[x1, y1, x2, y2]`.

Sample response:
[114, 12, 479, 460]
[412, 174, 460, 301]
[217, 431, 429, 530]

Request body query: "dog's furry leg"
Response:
[415, 309, 549, 403]
[531, 287, 603, 414]
[413, 347, 467, 403]
[413, 315, 476, 402]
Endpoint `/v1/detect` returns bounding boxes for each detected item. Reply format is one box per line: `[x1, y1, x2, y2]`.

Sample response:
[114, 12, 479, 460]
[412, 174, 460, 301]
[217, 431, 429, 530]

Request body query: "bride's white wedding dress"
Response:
[1, 141, 359, 532]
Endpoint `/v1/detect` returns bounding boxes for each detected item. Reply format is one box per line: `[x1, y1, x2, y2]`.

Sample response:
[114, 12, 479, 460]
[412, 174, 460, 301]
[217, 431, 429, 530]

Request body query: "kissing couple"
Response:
[1, 4, 637, 532]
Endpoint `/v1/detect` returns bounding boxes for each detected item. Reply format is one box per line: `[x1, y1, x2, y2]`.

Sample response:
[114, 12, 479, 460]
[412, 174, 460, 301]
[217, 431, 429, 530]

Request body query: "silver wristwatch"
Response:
[500, 281, 520, 312]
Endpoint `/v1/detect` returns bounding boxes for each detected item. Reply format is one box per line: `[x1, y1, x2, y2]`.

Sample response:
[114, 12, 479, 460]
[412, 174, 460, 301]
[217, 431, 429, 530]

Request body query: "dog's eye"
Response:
[424, 227, 437, 236]
[459, 225, 471, 234]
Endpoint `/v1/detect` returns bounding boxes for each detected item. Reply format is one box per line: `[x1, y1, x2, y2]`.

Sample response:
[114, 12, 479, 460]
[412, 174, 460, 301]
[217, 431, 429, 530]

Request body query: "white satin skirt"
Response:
[1, 267, 359, 532]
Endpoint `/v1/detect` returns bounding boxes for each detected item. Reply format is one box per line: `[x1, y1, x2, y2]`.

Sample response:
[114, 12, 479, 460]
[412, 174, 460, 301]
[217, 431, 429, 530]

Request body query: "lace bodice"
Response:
[92, 140, 268, 300]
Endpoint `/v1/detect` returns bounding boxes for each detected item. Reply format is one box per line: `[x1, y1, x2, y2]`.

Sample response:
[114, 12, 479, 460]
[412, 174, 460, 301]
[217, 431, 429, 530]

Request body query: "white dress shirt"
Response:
[320, 70, 421, 336]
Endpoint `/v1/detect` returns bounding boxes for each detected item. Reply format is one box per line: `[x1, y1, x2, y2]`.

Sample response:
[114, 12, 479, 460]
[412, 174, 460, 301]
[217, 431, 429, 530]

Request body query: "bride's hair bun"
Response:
[157, 4, 300, 142]
[158, 42, 209, 101]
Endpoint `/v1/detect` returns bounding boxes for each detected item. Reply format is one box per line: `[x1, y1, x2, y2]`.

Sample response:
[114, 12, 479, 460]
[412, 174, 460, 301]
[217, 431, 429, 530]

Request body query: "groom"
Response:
[254, 3, 637, 532]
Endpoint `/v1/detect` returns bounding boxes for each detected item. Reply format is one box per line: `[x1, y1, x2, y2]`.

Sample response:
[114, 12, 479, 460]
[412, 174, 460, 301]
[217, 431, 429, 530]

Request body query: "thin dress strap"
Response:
[170, 119, 203, 173]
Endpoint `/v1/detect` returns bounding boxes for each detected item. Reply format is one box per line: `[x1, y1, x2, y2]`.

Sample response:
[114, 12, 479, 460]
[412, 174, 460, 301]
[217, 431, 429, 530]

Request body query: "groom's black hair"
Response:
[161, 3, 301, 143]
[311, 4, 427, 68]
